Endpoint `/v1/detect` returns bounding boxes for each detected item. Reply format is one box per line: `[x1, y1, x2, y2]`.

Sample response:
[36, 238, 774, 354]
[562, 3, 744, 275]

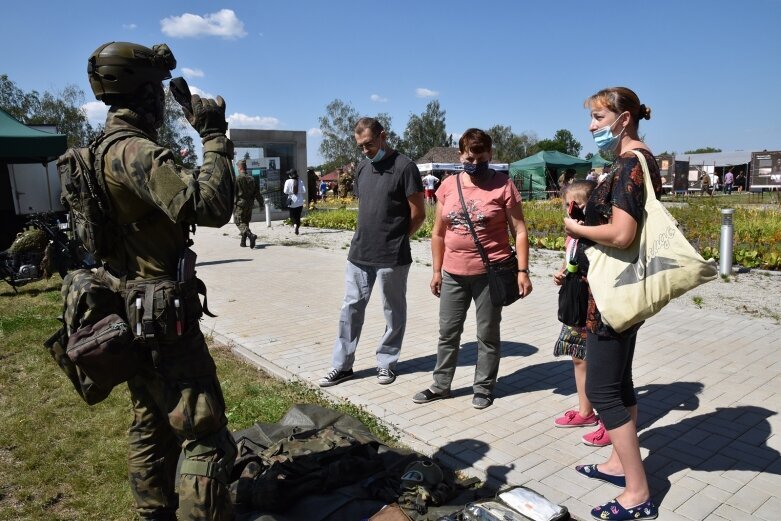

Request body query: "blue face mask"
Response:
[368, 148, 386, 163]
[592, 112, 627, 152]
[463, 161, 489, 178]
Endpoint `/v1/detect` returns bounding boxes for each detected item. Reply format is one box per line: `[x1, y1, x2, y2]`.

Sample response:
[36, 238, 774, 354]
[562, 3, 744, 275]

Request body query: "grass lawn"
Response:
[0, 278, 397, 520]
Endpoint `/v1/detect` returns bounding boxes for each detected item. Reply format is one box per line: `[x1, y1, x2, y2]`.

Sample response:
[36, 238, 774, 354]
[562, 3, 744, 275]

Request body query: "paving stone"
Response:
[660, 485, 697, 510]
[676, 493, 721, 520]
[725, 485, 771, 514]
[754, 496, 781, 521]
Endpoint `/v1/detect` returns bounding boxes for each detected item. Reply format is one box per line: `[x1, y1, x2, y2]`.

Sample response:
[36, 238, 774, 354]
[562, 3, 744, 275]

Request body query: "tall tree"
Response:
[529, 129, 582, 157]
[318, 99, 361, 171]
[25, 85, 95, 148]
[552, 129, 582, 157]
[487, 124, 538, 162]
[401, 100, 448, 161]
[1, 76, 95, 147]
[157, 90, 197, 169]
[375, 112, 402, 153]
[318, 99, 402, 172]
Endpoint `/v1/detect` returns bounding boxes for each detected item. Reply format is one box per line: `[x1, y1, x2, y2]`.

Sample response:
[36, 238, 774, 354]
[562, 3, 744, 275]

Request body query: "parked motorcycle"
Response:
[0, 213, 90, 292]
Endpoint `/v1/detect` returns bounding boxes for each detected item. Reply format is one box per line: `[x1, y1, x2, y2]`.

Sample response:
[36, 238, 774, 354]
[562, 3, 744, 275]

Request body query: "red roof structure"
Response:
[321, 170, 339, 182]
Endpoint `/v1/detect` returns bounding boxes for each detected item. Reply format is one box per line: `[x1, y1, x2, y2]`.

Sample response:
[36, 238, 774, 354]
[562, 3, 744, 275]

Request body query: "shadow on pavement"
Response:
[641, 405, 779, 505]
[433, 439, 516, 490]
[635, 381, 705, 430]
[350, 341, 539, 384]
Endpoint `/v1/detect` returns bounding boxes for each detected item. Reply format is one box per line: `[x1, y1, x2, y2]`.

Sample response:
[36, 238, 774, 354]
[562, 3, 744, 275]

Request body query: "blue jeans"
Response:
[331, 260, 411, 371]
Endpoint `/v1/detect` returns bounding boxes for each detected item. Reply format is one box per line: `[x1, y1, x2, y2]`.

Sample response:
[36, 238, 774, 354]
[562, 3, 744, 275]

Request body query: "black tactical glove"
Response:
[188, 94, 228, 139]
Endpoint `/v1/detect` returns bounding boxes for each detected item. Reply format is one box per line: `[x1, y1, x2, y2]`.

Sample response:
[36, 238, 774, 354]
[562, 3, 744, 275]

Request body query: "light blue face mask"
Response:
[368, 148, 386, 163]
[592, 112, 627, 152]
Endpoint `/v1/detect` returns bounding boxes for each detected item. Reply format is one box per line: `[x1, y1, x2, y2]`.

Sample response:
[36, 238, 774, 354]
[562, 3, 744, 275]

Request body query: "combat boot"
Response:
[249, 233, 257, 249]
[240, 231, 247, 247]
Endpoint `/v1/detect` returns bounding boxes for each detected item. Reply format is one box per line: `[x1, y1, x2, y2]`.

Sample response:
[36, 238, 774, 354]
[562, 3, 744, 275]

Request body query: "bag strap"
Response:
[455, 173, 491, 268]
[629, 149, 656, 206]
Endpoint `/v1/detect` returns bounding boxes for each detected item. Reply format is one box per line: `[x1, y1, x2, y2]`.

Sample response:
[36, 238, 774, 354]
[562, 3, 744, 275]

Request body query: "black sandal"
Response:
[412, 388, 450, 404]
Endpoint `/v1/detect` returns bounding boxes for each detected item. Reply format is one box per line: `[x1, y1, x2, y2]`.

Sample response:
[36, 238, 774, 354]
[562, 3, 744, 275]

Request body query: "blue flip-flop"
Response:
[575, 464, 626, 488]
[591, 498, 658, 520]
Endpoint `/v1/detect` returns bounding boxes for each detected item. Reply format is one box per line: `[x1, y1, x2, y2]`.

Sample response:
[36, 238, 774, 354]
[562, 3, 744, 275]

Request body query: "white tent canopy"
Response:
[417, 162, 509, 173]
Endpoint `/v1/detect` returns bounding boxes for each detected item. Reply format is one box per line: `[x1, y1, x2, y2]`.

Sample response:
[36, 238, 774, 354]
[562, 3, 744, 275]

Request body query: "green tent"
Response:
[509, 151, 591, 199]
[0, 107, 67, 163]
[590, 153, 612, 169]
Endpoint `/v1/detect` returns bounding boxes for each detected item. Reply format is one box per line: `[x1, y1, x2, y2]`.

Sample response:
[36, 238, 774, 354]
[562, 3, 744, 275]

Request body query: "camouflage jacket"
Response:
[235, 173, 264, 208]
[100, 108, 235, 280]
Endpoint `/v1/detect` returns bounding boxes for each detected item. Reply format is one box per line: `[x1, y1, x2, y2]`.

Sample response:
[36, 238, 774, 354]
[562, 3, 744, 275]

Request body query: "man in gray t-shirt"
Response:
[319, 117, 425, 387]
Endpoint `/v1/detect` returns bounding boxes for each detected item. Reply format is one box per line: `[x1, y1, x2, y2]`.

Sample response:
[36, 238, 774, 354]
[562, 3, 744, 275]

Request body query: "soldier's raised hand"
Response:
[188, 94, 228, 139]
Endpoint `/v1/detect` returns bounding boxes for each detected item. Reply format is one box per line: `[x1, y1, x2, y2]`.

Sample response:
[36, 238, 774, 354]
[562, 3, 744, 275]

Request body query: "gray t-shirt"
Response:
[348, 151, 423, 267]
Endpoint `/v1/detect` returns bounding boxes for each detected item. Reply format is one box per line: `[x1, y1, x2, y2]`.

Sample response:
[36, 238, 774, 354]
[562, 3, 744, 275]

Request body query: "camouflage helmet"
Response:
[88, 42, 176, 102]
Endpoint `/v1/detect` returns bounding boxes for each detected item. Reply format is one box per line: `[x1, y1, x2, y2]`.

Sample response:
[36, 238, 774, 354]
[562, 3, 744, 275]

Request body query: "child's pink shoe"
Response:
[554, 410, 599, 428]
[582, 421, 612, 447]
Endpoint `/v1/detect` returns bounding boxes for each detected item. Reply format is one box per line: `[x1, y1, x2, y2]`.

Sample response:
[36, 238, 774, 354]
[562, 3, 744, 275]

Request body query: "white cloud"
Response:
[122, 23, 137, 30]
[82, 101, 108, 125]
[370, 94, 388, 103]
[189, 85, 215, 100]
[227, 112, 280, 129]
[307, 127, 323, 137]
[161, 9, 247, 39]
[182, 67, 204, 78]
[416, 87, 439, 98]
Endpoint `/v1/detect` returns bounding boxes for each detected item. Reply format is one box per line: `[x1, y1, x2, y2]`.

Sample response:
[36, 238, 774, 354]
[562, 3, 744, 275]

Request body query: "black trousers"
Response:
[585, 331, 638, 430]
[289, 206, 303, 227]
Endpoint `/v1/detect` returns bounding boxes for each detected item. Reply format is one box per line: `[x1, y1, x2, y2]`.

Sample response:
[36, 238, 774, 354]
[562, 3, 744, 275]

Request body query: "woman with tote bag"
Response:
[563, 87, 660, 521]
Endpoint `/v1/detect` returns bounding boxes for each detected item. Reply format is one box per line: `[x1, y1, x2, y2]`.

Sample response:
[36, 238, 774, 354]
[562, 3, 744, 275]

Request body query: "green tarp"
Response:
[0, 107, 67, 163]
[590, 154, 612, 168]
[509, 151, 591, 199]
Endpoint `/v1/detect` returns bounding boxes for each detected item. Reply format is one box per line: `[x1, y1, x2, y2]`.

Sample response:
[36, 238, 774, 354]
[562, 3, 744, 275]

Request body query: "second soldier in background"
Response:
[234, 158, 264, 248]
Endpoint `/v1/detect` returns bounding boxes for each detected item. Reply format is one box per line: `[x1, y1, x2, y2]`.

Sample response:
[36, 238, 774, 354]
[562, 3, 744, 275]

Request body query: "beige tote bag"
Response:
[585, 150, 718, 333]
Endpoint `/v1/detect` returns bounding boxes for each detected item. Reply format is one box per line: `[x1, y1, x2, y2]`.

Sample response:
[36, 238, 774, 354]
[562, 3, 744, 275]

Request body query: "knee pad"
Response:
[180, 430, 237, 485]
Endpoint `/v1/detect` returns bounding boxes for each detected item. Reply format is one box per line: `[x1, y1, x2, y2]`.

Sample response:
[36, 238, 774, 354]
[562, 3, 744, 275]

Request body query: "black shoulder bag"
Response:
[455, 174, 521, 307]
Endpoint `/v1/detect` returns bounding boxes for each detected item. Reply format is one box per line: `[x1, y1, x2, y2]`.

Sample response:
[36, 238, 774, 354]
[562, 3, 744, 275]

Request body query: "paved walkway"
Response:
[195, 225, 781, 521]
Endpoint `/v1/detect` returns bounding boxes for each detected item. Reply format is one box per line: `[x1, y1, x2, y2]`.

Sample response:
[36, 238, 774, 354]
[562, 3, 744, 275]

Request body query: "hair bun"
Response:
[639, 104, 652, 120]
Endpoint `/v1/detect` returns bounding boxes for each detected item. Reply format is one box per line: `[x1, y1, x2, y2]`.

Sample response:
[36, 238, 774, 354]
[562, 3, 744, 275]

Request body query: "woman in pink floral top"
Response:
[412, 128, 532, 410]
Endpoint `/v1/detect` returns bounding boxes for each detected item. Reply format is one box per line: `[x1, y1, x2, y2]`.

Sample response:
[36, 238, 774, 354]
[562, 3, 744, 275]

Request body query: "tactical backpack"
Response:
[57, 129, 144, 261]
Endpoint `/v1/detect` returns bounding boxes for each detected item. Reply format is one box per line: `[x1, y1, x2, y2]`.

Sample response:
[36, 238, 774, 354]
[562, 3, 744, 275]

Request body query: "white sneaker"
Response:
[377, 367, 396, 385]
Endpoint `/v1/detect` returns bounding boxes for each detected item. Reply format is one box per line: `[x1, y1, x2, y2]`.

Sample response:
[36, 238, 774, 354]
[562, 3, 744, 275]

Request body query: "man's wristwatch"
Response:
[518, 268, 530, 274]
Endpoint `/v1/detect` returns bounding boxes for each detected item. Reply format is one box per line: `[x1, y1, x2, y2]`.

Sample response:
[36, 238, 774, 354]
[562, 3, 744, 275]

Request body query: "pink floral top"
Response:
[436, 172, 521, 276]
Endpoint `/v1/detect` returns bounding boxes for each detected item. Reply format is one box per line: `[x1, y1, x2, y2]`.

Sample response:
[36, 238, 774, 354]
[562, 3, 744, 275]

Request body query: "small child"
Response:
[552, 180, 611, 447]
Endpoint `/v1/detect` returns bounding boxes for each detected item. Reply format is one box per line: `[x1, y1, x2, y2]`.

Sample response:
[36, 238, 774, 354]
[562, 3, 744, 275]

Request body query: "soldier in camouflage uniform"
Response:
[336, 168, 350, 198]
[234, 159, 264, 248]
[87, 41, 236, 520]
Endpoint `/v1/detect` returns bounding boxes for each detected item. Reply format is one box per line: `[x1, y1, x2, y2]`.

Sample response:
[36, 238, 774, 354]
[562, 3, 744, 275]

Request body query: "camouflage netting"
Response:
[8, 228, 48, 253]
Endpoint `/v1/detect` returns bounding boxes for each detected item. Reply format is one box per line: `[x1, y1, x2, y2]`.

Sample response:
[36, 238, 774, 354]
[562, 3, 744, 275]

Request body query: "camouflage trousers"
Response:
[127, 328, 236, 521]
[234, 203, 254, 236]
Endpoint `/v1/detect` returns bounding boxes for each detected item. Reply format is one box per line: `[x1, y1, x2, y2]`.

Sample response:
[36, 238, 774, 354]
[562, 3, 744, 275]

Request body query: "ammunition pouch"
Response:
[123, 278, 204, 351]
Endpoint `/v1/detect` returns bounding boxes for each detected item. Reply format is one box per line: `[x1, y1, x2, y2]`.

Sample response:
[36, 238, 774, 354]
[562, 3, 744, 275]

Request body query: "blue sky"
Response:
[2, 1, 779, 165]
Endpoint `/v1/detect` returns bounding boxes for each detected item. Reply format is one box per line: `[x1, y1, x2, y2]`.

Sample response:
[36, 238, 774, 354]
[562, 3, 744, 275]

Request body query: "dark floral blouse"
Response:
[577, 149, 662, 337]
